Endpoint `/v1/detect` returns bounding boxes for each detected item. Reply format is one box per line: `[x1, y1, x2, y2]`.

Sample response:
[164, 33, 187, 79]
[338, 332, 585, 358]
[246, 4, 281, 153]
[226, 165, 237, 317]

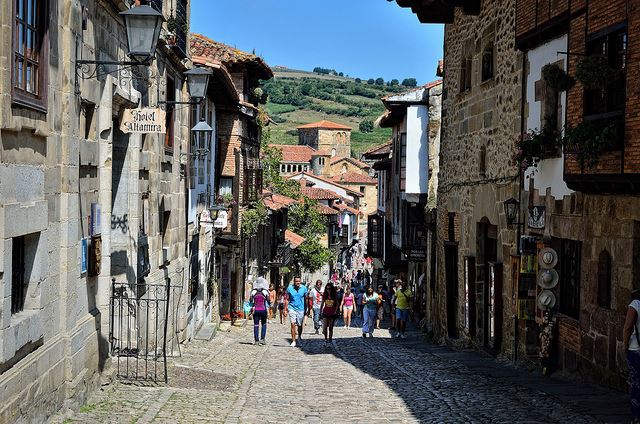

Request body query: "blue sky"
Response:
[190, 0, 444, 85]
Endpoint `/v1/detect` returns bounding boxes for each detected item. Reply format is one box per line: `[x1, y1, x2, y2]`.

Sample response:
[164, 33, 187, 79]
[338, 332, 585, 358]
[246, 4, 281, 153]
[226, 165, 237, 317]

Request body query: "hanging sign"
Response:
[214, 210, 228, 229]
[528, 206, 546, 229]
[200, 209, 213, 229]
[120, 108, 166, 134]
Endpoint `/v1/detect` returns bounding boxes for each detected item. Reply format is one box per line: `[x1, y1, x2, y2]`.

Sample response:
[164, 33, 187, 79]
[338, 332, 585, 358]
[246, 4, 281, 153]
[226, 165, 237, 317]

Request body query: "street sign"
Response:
[120, 108, 166, 134]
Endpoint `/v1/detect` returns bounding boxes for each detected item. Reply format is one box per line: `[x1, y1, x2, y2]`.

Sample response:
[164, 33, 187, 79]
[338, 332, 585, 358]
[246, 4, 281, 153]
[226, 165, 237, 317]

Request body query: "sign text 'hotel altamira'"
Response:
[120, 108, 166, 134]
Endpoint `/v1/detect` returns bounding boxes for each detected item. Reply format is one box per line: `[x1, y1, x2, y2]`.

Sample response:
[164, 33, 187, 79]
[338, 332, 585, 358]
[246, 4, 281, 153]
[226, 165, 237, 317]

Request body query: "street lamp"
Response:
[158, 67, 214, 107]
[120, 5, 165, 65]
[185, 68, 213, 101]
[77, 4, 164, 68]
[503, 197, 520, 227]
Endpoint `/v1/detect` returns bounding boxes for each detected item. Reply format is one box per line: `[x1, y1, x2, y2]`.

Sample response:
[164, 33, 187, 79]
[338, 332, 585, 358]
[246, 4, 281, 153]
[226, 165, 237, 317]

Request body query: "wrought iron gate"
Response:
[109, 278, 171, 383]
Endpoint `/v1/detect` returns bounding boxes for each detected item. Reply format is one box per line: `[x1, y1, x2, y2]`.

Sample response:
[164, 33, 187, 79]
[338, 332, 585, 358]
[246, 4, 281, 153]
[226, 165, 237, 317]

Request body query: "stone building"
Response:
[396, 0, 522, 354]
[513, 0, 639, 388]
[331, 171, 378, 235]
[190, 33, 273, 321]
[297, 120, 352, 159]
[0, 0, 207, 420]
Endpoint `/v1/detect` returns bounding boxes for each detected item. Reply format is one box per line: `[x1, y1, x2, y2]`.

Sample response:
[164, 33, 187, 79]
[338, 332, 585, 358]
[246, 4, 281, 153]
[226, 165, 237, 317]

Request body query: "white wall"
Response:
[524, 34, 572, 200]
[405, 105, 429, 196]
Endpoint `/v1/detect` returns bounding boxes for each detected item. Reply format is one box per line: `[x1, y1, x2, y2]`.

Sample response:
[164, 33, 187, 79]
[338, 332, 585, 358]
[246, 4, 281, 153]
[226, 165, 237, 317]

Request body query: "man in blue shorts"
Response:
[284, 276, 308, 347]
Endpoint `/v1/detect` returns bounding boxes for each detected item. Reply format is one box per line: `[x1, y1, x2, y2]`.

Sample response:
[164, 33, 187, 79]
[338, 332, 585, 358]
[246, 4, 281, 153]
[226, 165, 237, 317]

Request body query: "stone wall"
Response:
[434, 0, 522, 350]
[0, 0, 194, 421]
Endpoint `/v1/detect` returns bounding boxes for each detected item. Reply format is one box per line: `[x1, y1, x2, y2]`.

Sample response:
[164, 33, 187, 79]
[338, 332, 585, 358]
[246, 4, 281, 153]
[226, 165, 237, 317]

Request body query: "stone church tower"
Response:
[297, 120, 352, 158]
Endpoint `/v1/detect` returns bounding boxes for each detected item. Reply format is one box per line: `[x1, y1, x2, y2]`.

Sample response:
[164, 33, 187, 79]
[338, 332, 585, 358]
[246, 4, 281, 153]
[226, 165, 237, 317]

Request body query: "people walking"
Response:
[321, 282, 339, 347]
[284, 276, 308, 347]
[624, 289, 640, 423]
[362, 286, 379, 338]
[249, 277, 270, 345]
[376, 284, 386, 329]
[341, 285, 356, 328]
[268, 284, 276, 323]
[355, 287, 364, 320]
[277, 284, 286, 324]
[395, 280, 413, 339]
[309, 280, 323, 334]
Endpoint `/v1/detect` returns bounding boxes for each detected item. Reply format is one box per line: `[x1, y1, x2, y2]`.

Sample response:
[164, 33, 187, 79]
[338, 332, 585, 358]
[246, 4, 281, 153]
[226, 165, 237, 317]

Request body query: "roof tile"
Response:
[297, 120, 352, 131]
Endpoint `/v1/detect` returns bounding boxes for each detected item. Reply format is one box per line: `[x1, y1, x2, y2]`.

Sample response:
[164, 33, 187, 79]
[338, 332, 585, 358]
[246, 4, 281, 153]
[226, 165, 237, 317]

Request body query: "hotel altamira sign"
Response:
[120, 108, 166, 134]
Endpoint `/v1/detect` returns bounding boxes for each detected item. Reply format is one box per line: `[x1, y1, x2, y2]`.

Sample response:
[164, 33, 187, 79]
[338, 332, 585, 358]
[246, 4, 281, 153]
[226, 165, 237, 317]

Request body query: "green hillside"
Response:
[263, 68, 413, 157]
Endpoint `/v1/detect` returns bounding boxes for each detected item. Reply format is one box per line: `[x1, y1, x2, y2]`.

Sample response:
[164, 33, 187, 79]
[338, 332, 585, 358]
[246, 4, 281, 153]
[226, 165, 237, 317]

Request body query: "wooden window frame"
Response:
[12, 0, 48, 112]
[164, 75, 176, 153]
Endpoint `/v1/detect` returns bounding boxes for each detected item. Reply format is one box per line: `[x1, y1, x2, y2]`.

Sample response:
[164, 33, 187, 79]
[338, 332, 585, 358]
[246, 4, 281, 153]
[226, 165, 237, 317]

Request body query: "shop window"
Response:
[13, 0, 48, 110]
[556, 238, 582, 319]
[597, 249, 612, 308]
[460, 56, 472, 92]
[481, 44, 494, 82]
[165, 75, 175, 152]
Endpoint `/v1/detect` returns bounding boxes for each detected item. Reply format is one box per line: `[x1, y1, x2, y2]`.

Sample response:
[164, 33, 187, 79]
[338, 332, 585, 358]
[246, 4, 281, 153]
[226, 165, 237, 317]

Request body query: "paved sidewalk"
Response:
[50, 319, 629, 423]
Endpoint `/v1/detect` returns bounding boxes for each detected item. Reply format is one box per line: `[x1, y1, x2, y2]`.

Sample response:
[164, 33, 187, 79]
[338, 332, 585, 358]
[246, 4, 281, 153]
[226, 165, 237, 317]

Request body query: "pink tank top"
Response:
[343, 293, 354, 307]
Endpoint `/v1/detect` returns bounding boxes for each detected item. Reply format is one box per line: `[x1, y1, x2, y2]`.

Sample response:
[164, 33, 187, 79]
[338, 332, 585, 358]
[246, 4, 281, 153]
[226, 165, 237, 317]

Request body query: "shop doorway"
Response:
[444, 242, 459, 338]
[476, 218, 500, 351]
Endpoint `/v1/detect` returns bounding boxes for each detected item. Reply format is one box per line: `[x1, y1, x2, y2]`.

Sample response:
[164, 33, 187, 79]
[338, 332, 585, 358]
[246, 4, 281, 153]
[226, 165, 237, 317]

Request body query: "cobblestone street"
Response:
[52, 319, 629, 423]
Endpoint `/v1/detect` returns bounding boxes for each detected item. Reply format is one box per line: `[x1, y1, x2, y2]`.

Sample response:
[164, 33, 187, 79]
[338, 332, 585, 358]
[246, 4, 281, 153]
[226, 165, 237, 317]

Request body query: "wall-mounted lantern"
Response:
[503, 197, 520, 227]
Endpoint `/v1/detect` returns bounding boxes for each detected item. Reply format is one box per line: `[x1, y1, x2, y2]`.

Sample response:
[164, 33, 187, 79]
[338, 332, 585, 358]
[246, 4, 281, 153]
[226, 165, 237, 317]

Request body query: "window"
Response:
[13, 0, 48, 110]
[400, 134, 407, 192]
[359, 186, 365, 193]
[481, 44, 494, 82]
[556, 238, 582, 319]
[165, 75, 175, 152]
[367, 215, 383, 258]
[460, 56, 472, 92]
[448, 212, 456, 242]
[479, 145, 486, 177]
[584, 27, 626, 118]
[280, 164, 285, 173]
[597, 250, 612, 308]
[11, 236, 26, 314]
[286, 164, 291, 173]
[219, 177, 233, 196]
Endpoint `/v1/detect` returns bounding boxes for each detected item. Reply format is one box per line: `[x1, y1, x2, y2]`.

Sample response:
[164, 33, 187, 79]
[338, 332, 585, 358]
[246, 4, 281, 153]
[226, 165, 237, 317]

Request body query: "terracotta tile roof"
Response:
[288, 172, 364, 197]
[425, 79, 443, 89]
[300, 187, 340, 200]
[190, 33, 273, 79]
[330, 156, 371, 169]
[331, 172, 378, 185]
[285, 230, 305, 249]
[271, 193, 297, 207]
[315, 203, 339, 216]
[270, 144, 318, 163]
[297, 120, 352, 131]
[333, 203, 359, 215]
[362, 141, 392, 157]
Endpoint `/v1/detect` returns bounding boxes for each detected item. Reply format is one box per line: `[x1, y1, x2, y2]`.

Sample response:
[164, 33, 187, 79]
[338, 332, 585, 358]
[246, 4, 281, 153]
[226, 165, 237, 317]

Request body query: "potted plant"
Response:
[512, 129, 560, 169]
[559, 120, 621, 168]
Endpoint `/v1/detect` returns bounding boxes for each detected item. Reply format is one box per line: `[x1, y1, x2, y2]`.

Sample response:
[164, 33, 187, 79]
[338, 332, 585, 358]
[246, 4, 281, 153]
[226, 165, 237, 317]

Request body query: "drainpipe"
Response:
[513, 49, 528, 364]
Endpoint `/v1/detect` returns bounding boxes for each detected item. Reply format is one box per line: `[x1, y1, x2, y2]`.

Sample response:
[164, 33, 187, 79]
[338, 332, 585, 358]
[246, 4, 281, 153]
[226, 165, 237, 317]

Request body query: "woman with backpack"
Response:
[321, 282, 339, 347]
[624, 289, 640, 423]
[249, 277, 270, 345]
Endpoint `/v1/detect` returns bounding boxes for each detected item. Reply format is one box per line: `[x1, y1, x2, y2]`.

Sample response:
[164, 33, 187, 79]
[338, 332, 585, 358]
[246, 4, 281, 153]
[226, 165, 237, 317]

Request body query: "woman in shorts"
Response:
[341, 285, 356, 328]
[321, 282, 339, 347]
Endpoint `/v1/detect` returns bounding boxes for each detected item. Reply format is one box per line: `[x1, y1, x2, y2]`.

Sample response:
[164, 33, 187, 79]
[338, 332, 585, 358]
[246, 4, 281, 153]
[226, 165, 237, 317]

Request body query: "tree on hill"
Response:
[338, 72, 344, 77]
[359, 119, 374, 133]
[367, 78, 375, 85]
[355, 78, 361, 83]
[402, 78, 418, 87]
[375, 77, 384, 85]
[390, 79, 399, 86]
